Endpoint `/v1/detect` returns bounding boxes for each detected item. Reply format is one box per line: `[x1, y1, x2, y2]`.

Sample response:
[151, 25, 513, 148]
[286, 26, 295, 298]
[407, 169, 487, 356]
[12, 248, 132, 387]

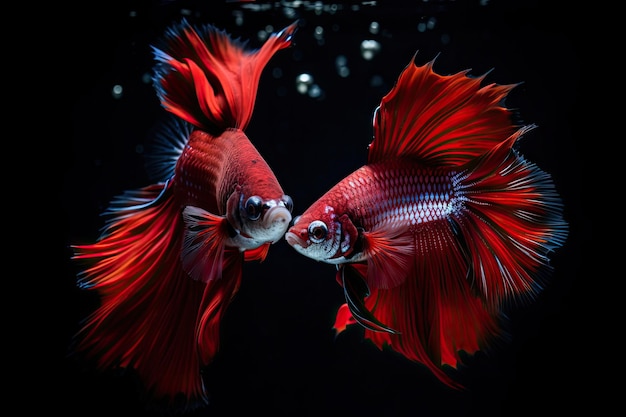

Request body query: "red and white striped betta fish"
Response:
[71, 19, 297, 409]
[285, 54, 568, 388]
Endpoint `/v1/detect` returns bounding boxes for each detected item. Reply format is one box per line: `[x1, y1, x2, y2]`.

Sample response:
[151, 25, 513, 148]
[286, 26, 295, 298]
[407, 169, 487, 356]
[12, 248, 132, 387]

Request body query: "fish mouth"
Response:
[262, 206, 292, 242]
[285, 231, 308, 248]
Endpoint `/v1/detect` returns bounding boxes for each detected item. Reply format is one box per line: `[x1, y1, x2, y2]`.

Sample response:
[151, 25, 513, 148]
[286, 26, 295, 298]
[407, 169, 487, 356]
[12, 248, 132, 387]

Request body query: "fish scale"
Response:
[336, 160, 458, 231]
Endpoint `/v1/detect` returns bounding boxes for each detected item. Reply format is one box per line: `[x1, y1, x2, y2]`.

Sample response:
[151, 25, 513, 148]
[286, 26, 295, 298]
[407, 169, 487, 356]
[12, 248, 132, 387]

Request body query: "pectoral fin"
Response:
[181, 206, 230, 283]
[362, 224, 415, 289]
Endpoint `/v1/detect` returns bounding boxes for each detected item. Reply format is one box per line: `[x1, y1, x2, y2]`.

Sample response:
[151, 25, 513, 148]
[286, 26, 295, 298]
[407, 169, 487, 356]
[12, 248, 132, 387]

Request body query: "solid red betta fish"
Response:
[71, 19, 297, 409]
[285, 54, 568, 388]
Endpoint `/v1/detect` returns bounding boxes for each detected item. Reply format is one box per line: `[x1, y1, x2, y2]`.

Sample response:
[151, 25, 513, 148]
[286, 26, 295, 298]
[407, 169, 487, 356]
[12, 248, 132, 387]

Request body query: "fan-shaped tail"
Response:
[72, 183, 242, 410]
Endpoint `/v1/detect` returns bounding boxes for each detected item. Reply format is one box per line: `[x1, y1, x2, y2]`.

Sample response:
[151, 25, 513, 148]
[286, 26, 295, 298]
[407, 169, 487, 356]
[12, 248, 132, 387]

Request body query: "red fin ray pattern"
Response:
[363, 224, 415, 289]
[181, 206, 229, 283]
[453, 137, 569, 308]
[370, 57, 519, 167]
[154, 20, 298, 131]
[244, 242, 271, 262]
[196, 248, 243, 364]
[362, 221, 501, 388]
[72, 19, 300, 411]
[73, 186, 210, 408]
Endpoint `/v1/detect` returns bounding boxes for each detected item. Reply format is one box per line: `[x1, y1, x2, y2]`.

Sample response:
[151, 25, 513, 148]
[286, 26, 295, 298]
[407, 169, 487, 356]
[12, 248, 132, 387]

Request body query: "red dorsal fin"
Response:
[153, 19, 298, 132]
[369, 54, 519, 167]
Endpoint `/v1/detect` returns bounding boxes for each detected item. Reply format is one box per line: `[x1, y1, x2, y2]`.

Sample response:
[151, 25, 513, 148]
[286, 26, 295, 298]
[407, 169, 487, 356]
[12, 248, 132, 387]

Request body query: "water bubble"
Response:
[257, 29, 269, 42]
[308, 84, 323, 98]
[314, 25, 325, 45]
[335, 55, 350, 78]
[233, 11, 244, 26]
[112, 85, 123, 99]
[314, 1, 323, 15]
[297, 73, 313, 85]
[360, 39, 381, 60]
[282, 7, 297, 19]
[296, 83, 308, 95]
[296, 73, 314, 95]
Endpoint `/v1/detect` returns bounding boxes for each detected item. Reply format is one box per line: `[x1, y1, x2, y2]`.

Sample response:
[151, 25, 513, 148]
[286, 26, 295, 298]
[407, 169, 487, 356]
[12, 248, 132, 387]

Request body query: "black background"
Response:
[53, 1, 593, 416]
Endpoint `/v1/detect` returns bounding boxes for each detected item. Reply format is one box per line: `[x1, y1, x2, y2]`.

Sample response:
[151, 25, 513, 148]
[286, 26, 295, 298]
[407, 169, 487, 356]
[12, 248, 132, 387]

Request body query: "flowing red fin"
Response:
[362, 224, 414, 289]
[338, 263, 399, 334]
[244, 242, 271, 262]
[360, 221, 503, 389]
[451, 127, 569, 309]
[369, 54, 519, 167]
[182, 206, 230, 283]
[72, 184, 210, 409]
[196, 248, 243, 364]
[332, 302, 357, 336]
[153, 19, 298, 131]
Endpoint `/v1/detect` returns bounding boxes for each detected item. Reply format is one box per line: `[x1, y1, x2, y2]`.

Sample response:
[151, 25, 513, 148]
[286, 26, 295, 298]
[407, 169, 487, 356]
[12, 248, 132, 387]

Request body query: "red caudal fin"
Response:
[152, 19, 298, 132]
[335, 129, 568, 388]
[71, 183, 240, 410]
[369, 55, 519, 167]
[451, 126, 569, 309]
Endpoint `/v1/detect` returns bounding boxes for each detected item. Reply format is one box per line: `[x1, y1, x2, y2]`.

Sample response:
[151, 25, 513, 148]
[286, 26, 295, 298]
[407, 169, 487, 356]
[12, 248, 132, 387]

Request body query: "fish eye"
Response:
[308, 220, 328, 243]
[244, 196, 264, 221]
[282, 195, 294, 213]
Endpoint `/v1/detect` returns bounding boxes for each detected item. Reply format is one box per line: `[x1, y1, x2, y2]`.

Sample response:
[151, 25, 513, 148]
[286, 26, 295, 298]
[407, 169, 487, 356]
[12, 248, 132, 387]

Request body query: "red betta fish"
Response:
[285, 54, 568, 388]
[71, 19, 297, 409]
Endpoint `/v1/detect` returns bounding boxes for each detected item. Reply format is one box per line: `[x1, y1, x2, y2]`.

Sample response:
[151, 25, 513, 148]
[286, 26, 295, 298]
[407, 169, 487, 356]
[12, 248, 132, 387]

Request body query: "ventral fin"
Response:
[244, 243, 271, 262]
[340, 264, 399, 334]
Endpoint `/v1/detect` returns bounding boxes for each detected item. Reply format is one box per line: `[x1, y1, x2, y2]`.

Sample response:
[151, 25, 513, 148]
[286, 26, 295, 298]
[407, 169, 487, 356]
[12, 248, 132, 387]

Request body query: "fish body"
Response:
[72, 19, 297, 409]
[288, 160, 459, 267]
[175, 127, 293, 259]
[285, 56, 568, 387]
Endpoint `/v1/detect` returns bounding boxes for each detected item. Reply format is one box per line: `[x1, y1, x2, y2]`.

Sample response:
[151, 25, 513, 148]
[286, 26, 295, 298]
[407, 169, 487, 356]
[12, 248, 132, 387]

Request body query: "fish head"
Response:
[226, 189, 293, 245]
[285, 203, 360, 264]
